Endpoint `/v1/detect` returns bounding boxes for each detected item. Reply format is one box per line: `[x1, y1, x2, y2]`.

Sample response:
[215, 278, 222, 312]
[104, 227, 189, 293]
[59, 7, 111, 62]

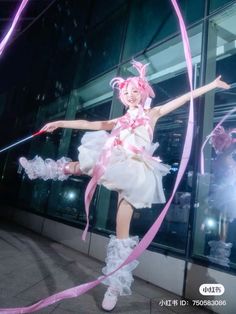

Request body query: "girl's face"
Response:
[120, 82, 142, 109]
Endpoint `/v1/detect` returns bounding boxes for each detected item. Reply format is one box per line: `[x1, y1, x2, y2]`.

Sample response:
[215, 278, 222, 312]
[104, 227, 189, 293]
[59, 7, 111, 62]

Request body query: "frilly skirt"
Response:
[78, 130, 170, 208]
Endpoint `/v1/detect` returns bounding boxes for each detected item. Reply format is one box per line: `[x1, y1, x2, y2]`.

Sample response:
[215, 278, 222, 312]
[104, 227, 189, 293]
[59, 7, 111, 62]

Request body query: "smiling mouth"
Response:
[128, 98, 136, 103]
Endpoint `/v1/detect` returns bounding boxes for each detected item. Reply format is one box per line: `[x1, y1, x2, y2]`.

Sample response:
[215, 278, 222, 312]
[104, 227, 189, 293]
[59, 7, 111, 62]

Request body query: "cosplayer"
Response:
[206, 126, 236, 267]
[19, 61, 229, 311]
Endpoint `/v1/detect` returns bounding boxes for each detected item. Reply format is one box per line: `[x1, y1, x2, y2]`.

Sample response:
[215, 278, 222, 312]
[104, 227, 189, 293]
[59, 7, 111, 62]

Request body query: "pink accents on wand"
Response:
[0, 0, 30, 56]
[32, 130, 45, 137]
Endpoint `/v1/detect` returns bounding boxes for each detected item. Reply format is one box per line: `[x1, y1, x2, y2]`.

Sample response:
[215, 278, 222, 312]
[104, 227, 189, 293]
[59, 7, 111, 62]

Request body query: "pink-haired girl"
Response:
[19, 61, 229, 311]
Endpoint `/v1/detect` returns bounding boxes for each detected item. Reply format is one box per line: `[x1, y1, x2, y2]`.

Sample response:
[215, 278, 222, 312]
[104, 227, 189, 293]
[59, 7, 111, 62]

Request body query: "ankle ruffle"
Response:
[101, 235, 139, 296]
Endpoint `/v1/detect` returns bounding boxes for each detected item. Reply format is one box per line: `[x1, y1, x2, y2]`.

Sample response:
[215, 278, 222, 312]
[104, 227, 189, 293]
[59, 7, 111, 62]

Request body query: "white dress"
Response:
[78, 107, 170, 208]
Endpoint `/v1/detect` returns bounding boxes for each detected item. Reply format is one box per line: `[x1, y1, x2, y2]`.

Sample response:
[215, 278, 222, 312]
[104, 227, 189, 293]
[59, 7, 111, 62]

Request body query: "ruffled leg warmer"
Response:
[101, 235, 139, 311]
[19, 156, 72, 181]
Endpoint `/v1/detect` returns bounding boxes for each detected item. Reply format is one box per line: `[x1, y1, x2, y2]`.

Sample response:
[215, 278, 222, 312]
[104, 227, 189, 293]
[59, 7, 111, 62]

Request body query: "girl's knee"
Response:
[118, 198, 133, 209]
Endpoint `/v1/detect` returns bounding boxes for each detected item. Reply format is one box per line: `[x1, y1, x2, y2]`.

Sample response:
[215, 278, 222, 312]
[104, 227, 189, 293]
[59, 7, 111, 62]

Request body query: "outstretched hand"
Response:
[40, 121, 62, 133]
[214, 75, 230, 90]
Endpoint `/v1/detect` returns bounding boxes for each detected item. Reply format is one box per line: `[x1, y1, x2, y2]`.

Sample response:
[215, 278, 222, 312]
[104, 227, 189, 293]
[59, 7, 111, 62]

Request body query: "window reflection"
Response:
[207, 126, 236, 266]
[199, 119, 236, 267]
[193, 3, 236, 269]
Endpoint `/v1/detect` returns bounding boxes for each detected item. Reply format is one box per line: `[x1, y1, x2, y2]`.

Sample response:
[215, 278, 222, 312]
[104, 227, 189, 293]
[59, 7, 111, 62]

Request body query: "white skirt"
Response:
[78, 130, 170, 208]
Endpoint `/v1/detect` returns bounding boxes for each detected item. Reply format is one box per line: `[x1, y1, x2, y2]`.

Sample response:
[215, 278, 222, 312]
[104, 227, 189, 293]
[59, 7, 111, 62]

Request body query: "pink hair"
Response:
[110, 60, 155, 108]
[210, 126, 236, 154]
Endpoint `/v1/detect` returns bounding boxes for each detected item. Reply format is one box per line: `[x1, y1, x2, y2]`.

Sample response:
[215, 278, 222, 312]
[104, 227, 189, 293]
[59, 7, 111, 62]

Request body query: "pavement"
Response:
[0, 220, 213, 314]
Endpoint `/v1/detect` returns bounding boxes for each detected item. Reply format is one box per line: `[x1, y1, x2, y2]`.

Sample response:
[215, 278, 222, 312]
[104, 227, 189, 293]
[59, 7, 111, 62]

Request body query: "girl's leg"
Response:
[116, 197, 133, 239]
[63, 161, 82, 175]
[102, 195, 138, 311]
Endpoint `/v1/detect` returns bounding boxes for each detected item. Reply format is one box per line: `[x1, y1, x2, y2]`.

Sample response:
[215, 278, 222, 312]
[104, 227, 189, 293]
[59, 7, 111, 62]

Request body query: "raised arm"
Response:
[40, 118, 117, 133]
[150, 76, 230, 119]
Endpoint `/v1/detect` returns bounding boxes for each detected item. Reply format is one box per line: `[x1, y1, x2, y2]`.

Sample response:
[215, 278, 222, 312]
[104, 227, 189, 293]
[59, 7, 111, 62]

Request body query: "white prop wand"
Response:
[0, 130, 45, 153]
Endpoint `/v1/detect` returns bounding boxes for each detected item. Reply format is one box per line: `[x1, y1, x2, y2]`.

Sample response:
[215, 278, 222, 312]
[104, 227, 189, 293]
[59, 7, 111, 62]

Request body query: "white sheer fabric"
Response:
[101, 235, 139, 296]
[78, 108, 170, 208]
[19, 156, 71, 181]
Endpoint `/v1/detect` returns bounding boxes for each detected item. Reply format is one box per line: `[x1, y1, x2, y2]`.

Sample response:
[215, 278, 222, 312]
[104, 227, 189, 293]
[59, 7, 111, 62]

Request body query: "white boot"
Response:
[19, 156, 72, 181]
[102, 286, 119, 312]
[101, 235, 139, 311]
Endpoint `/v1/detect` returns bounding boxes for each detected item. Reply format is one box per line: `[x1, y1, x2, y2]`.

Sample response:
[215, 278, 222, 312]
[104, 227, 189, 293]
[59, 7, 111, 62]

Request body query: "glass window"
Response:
[210, 0, 234, 12]
[18, 68, 116, 225]
[88, 0, 126, 28]
[123, 0, 204, 59]
[76, 5, 127, 84]
[193, 3, 236, 269]
[18, 121, 63, 214]
[17, 95, 68, 212]
[0, 87, 41, 207]
[6, 0, 91, 106]
[46, 101, 111, 228]
[181, 0, 205, 24]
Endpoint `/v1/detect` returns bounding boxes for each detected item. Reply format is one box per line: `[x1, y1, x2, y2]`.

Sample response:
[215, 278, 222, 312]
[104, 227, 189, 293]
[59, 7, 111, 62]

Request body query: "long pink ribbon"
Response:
[0, 0, 194, 312]
[200, 107, 236, 174]
[0, 0, 30, 56]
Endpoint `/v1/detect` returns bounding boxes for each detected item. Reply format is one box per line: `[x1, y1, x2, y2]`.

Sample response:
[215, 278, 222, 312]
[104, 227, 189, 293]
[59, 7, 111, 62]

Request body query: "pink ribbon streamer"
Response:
[0, 0, 30, 56]
[0, 0, 194, 312]
[200, 107, 236, 174]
